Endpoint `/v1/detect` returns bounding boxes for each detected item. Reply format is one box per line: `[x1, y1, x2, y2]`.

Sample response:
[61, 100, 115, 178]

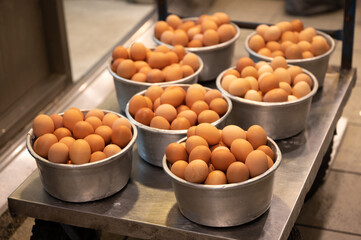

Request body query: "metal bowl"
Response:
[26, 110, 138, 202]
[125, 84, 232, 167]
[162, 136, 282, 227]
[108, 54, 203, 113]
[216, 67, 318, 140]
[153, 18, 241, 82]
[245, 30, 335, 87]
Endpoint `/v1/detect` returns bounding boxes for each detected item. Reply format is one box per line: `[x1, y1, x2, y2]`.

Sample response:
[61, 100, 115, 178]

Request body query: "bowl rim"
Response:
[26, 109, 138, 170]
[153, 17, 241, 52]
[125, 84, 233, 133]
[215, 65, 319, 107]
[244, 30, 336, 63]
[162, 136, 282, 190]
[108, 50, 204, 86]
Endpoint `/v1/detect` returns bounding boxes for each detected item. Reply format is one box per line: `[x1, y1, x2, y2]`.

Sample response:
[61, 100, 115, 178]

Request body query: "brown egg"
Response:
[33, 114, 55, 138]
[178, 21, 196, 32]
[271, 50, 285, 57]
[187, 39, 202, 47]
[129, 42, 147, 61]
[281, 31, 298, 43]
[131, 72, 147, 82]
[177, 105, 190, 113]
[244, 90, 263, 101]
[197, 110, 219, 123]
[285, 44, 303, 59]
[195, 123, 221, 145]
[297, 40, 311, 52]
[223, 69, 241, 78]
[172, 45, 186, 60]
[302, 51, 314, 59]
[211, 148, 236, 171]
[226, 161, 250, 183]
[69, 139, 91, 164]
[218, 24, 236, 43]
[292, 81, 311, 98]
[279, 82, 292, 95]
[103, 144, 121, 158]
[139, 66, 152, 75]
[135, 107, 154, 126]
[187, 26, 201, 40]
[245, 76, 259, 91]
[257, 64, 273, 76]
[116, 59, 136, 79]
[293, 73, 313, 87]
[84, 134, 105, 153]
[177, 110, 197, 126]
[154, 21, 170, 39]
[160, 88, 185, 107]
[59, 136, 75, 149]
[236, 57, 255, 73]
[267, 155, 274, 168]
[291, 19, 304, 32]
[266, 41, 282, 52]
[128, 95, 149, 116]
[155, 104, 177, 123]
[276, 21, 293, 33]
[187, 126, 197, 137]
[165, 51, 179, 65]
[281, 40, 293, 52]
[222, 125, 246, 147]
[274, 67, 292, 85]
[166, 142, 188, 164]
[310, 35, 329, 56]
[145, 95, 154, 108]
[112, 117, 132, 130]
[269, 56, 288, 70]
[148, 52, 168, 69]
[230, 138, 254, 162]
[205, 170, 227, 185]
[185, 135, 208, 154]
[112, 45, 129, 60]
[246, 125, 267, 149]
[172, 29, 189, 47]
[245, 150, 268, 177]
[213, 12, 230, 25]
[160, 30, 174, 45]
[166, 14, 182, 29]
[298, 27, 317, 42]
[134, 60, 150, 71]
[263, 88, 289, 102]
[102, 113, 119, 128]
[221, 74, 237, 92]
[63, 108, 84, 132]
[85, 116, 103, 131]
[180, 65, 194, 78]
[256, 24, 269, 37]
[48, 142, 69, 164]
[263, 25, 282, 42]
[185, 86, 206, 107]
[50, 114, 63, 129]
[191, 100, 209, 115]
[257, 145, 275, 160]
[182, 53, 200, 71]
[149, 116, 170, 130]
[95, 125, 112, 144]
[248, 34, 265, 52]
[90, 151, 107, 162]
[34, 133, 58, 158]
[228, 78, 251, 97]
[111, 58, 124, 72]
[171, 160, 189, 179]
[201, 19, 218, 32]
[184, 159, 209, 183]
[202, 29, 220, 46]
[53, 127, 72, 141]
[145, 85, 164, 102]
[209, 98, 228, 116]
[111, 125, 132, 148]
[288, 65, 303, 81]
[170, 117, 191, 130]
[203, 90, 222, 105]
[153, 98, 161, 111]
[189, 145, 212, 164]
[241, 66, 258, 78]
[73, 121, 94, 139]
[259, 73, 279, 94]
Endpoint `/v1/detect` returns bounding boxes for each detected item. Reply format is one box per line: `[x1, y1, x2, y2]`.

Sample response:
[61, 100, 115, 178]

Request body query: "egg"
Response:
[111, 58, 124, 72]
[48, 142, 69, 164]
[270, 56, 288, 70]
[112, 45, 129, 59]
[256, 24, 269, 37]
[185, 87, 205, 107]
[246, 125, 267, 149]
[204, 170, 227, 185]
[288, 65, 303, 81]
[34, 133, 58, 158]
[310, 35, 329, 56]
[279, 82, 292, 95]
[245, 76, 259, 91]
[160, 30, 174, 44]
[281, 31, 298, 43]
[187, 26, 201, 40]
[116, 59, 136, 79]
[236, 57, 255, 73]
[274, 67, 292, 85]
[69, 139, 91, 164]
[302, 51, 314, 59]
[131, 72, 147, 82]
[129, 42, 147, 61]
[213, 12, 230, 25]
[285, 44, 303, 59]
[90, 151, 107, 163]
[221, 74, 237, 92]
[178, 21, 196, 32]
[197, 110, 219, 123]
[195, 123, 221, 145]
[155, 104, 177, 123]
[187, 126, 197, 137]
[171, 160, 189, 179]
[298, 27, 317, 42]
[190, 100, 209, 115]
[230, 138, 254, 162]
[223, 68, 241, 78]
[135, 107, 154, 126]
[172, 29, 189, 47]
[112, 118, 132, 131]
[263, 88, 289, 102]
[184, 159, 209, 183]
[226, 162, 250, 183]
[209, 98, 228, 116]
[292, 81, 311, 98]
[177, 105, 190, 113]
[244, 89, 262, 101]
[228, 78, 251, 97]
[170, 117, 191, 130]
[241, 66, 258, 78]
[149, 116, 170, 130]
[59, 136, 75, 149]
[185, 135, 208, 154]
[148, 52, 168, 69]
[259, 73, 279, 94]
[245, 150, 268, 177]
[102, 113, 119, 128]
[293, 73, 313, 87]
[248, 34, 265, 52]
[94, 125, 112, 144]
[166, 14, 182, 29]
[72, 121, 94, 139]
[85, 116, 103, 131]
[182, 53, 200, 71]
[53, 127, 72, 140]
[160, 88, 185, 107]
[50, 114, 63, 129]
[32, 114, 55, 138]
[222, 125, 246, 147]
[144, 85, 164, 102]
[177, 110, 197, 126]
[165, 142, 188, 164]
[257, 145, 275, 160]
[271, 50, 285, 57]
[84, 134, 105, 153]
[217, 24, 236, 43]
[263, 25, 281, 42]
[111, 125, 132, 148]
[128, 95, 149, 116]
[201, 19, 218, 32]
[291, 19, 304, 32]
[189, 145, 212, 164]
[211, 148, 236, 171]
[172, 45, 186, 60]
[204, 89, 223, 104]
[103, 144, 121, 158]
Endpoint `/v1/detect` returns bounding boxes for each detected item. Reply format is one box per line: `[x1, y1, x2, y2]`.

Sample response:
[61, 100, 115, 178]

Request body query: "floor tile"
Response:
[296, 171, 361, 235]
[296, 225, 361, 240]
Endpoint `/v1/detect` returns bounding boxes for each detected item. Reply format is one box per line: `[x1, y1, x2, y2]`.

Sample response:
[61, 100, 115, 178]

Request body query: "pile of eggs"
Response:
[154, 12, 237, 47]
[128, 84, 229, 130]
[248, 19, 330, 59]
[221, 56, 313, 102]
[165, 123, 274, 184]
[31, 108, 133, 164]
[111, 42, 200, 82]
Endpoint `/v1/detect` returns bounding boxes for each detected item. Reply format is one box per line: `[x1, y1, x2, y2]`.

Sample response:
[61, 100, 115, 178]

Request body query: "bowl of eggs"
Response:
[26, 108, 137, 202]
[108, 42, 203, 112]
[216, 56, 318, 140]
[162, 123, 282, 227]
[153, 13, 240, 81]
[125, 84, 232, 167]
[244, 19, 335, 87]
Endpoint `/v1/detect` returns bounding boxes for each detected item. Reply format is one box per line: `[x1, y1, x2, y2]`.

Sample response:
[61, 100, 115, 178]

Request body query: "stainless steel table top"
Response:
[8, 66, 356, 240]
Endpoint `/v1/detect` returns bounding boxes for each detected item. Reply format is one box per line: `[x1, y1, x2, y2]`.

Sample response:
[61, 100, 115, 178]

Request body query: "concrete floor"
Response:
[2, 0, 361, 239]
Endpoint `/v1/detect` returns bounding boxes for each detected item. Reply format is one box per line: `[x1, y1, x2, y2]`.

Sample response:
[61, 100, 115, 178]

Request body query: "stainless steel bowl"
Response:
[216, 67, 318, 140]
[108, 54, 203, 112]
[163, 136, 282, 227]
[245, 30, 335, 87]
[125, 84, 232, 167]
[26, 110, 138, 202]
[153, 18, 240, 82]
